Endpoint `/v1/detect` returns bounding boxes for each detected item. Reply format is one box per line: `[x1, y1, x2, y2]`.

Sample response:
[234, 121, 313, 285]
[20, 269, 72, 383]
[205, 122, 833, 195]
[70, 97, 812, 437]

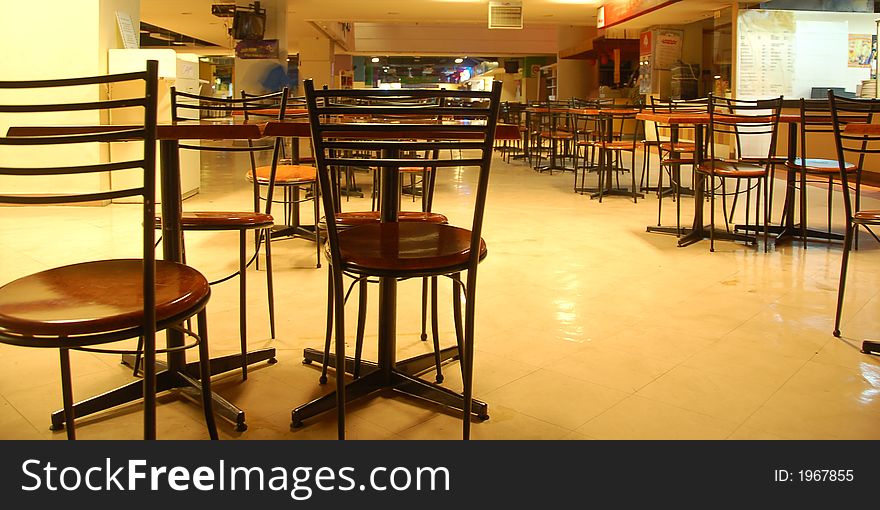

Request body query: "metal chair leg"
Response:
[239, 230, 248, 380]
[59, 348, 76, 440]
[834, 224, 854, 337]
[197, 310, 219, 440]
[264, 229, 276, 339]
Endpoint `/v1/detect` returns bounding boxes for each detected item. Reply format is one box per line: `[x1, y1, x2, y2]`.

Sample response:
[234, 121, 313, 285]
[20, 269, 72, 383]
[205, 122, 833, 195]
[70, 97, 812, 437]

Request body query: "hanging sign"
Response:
[235, 39, 279, 59]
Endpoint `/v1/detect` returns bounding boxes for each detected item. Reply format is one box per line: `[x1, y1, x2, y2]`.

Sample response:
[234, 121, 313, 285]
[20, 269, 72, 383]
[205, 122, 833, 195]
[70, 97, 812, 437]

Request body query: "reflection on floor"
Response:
[1, 148, 879, 440]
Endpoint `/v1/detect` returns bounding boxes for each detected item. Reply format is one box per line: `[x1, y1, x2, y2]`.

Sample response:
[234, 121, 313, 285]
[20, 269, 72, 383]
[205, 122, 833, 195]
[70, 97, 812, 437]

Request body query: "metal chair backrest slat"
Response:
[303, 79, 502, 273]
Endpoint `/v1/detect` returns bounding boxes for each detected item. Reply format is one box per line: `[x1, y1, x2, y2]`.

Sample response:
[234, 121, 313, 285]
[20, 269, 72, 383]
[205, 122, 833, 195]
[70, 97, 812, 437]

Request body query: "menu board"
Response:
[737, 10, 795, 98]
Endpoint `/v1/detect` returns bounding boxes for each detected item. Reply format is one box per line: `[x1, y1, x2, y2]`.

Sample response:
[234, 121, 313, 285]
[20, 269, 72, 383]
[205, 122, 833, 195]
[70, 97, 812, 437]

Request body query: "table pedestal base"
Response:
[677, 226, 756, 248]
[292, 346, 488, 428]
[50, 348, 276, 433]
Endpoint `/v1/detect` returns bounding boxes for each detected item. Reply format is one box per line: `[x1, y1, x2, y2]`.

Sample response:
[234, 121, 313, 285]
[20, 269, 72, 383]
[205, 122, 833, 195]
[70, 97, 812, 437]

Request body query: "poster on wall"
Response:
[654, 30, 683, 70]
[848, 34, 873, 68]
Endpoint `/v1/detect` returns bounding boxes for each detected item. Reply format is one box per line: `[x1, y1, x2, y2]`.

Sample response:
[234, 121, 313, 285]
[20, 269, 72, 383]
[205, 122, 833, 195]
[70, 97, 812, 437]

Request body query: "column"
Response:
[233, 0, 288, 95]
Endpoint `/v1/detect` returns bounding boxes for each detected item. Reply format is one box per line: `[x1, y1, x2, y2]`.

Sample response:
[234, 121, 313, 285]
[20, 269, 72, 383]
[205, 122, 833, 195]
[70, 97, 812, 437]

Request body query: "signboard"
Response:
[654, 29, 683, 69]
[115, 11, 139, 49]
[736, 10, 795, 98]
[235, 39, 279, 59]
[640, 31, 652, 56]
[601, 0, 678, 29]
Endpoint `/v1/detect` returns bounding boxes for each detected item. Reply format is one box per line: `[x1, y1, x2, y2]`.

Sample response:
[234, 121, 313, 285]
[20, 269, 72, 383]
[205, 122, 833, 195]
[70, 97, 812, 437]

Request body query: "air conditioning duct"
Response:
[488, 1, 523, 30]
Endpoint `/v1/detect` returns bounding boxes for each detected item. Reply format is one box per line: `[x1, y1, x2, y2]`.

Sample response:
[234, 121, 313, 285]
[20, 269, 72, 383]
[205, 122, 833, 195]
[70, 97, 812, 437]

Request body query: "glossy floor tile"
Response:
[1, 146, 879, 440]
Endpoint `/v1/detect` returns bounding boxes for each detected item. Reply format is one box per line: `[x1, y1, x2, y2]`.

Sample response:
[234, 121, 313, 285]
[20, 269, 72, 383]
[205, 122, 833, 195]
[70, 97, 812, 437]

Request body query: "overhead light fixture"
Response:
[455, 58, 464, 64]
[371, 57, 380, 63]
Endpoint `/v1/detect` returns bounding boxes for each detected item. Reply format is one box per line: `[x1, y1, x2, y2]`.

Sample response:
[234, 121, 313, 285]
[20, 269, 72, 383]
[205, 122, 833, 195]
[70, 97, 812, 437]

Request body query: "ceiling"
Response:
[141, 0, 602, 53]
[139, 0, 747, 55]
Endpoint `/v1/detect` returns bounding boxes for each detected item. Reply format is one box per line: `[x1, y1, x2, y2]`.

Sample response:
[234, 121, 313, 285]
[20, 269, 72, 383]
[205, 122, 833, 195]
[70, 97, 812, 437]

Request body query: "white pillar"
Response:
[233, 0, 288, 95]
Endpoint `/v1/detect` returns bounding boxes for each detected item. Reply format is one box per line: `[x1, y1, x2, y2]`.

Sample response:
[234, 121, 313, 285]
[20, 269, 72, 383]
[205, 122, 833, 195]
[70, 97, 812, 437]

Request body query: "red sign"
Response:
[640, 31, 652, 56]
[601, 0, 680, 29]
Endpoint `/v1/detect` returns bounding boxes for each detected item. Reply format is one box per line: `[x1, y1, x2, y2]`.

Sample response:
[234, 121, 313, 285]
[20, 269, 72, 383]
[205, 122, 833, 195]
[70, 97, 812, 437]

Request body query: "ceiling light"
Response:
[371, 57, 380, 63]
[455, 58, 464, 64]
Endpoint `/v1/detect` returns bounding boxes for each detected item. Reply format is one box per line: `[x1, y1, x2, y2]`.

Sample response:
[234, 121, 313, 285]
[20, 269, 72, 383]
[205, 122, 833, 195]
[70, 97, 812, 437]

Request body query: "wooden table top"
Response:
[7, 119, 521, 142]
[637, 111, 851, 125]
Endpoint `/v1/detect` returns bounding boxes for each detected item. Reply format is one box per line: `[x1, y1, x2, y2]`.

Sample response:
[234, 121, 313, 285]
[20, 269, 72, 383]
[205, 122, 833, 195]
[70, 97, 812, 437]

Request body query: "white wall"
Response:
[736, 9, 876, 99]
[0, 0, 138, 196]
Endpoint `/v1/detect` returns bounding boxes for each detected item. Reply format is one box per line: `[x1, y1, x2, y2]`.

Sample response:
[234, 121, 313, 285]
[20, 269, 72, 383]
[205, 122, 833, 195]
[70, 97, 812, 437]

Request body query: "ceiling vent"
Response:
[488, 1, 523, 30]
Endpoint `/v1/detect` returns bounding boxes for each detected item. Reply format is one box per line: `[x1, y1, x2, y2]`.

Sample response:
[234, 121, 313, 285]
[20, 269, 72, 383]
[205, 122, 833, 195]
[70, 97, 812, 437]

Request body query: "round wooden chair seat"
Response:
[540, 130, 573, 139]
[0, 260, 210, 344]
[697, 160, 766, 178]
[333, 222, 487, 274]
[399, 167, 429, 174]
[245, 164, 316, 184]
[592, 141, 637, 150]
[337, 210, 447, 226]
[661, 155, 695, 164]
[784, 158, 857, 174]
[660, 141, 696, 153]
[157, 212, 273, 231]
[854, 210, 880, 223]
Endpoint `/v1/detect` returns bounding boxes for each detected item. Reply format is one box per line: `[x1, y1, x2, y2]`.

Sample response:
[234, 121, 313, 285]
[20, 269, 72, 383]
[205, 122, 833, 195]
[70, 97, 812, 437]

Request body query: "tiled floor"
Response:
[1, 146, 879, 440]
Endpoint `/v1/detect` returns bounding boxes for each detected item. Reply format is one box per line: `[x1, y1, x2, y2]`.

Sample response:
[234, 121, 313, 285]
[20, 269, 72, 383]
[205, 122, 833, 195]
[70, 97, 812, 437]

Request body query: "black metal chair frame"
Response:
[165, 87, 288, 379]
[650, 97, 708, 235]
[0, 60, 217, 439]
[828, 92, 880, 356]
[297, 79, 502, 439]
[592, 107, 644, 203]
[241, 90, 322, 267]
[702, 94, 783, 252]
[781, 98, 861, 248]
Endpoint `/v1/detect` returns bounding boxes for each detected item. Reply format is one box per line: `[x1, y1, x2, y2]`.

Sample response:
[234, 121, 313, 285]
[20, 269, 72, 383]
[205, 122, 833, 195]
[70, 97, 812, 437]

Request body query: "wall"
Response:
[736, 9, 876, 99]
[556, 26, 598, 100]
[354, 23, 558, 56]
[0, 0, 138, 196]
[294, 20, 334, 93]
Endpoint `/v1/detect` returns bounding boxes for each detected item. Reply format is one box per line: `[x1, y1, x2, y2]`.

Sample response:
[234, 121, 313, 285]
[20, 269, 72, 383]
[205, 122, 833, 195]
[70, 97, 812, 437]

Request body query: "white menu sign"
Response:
[116, 11, 139, 49]
[737, 10, 795, 98]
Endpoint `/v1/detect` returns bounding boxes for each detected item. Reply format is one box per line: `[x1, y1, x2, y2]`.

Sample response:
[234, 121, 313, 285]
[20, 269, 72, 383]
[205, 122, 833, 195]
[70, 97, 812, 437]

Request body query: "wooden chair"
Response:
[650, 97, 707, 235]
[827, 92, 880, 356]
[316, 100, 453, 386]
[783, 98, 861, 248]
[591, 107, 644, 202]
[699, 94, 783, 252]
[303, 79, 502, 439]
[162, 87, 286, 380]
[0, 60, 217, 439]
[241, 90, 321, 268]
